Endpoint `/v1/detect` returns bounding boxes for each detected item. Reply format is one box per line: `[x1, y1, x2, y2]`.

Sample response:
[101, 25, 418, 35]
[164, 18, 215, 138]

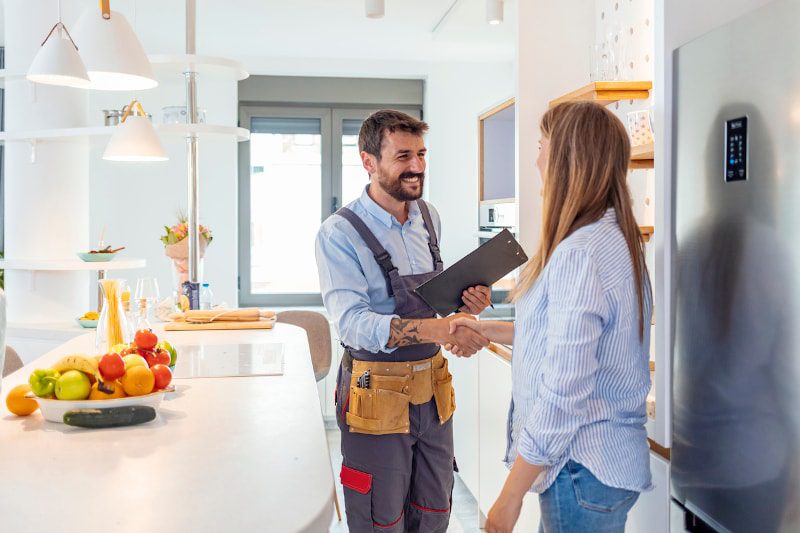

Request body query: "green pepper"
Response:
[29, 369, 60, 398]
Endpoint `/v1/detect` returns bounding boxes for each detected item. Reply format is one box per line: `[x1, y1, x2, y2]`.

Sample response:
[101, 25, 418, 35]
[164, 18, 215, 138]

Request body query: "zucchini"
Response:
[63, 406, 157, 428]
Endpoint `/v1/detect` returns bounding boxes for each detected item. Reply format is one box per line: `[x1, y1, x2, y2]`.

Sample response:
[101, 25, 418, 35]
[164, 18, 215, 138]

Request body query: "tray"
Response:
[164, 318, 276, 331]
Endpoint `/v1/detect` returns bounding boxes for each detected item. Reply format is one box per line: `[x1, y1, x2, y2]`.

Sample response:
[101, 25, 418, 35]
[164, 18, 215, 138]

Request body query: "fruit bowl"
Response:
[77, 252, 116, 262]
[76, 318, 98, 328]
[32, 389, 167, 424]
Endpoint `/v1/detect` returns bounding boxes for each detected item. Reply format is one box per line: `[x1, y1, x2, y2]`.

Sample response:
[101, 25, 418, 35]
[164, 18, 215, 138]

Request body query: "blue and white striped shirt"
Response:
[507, 209, 653, 493]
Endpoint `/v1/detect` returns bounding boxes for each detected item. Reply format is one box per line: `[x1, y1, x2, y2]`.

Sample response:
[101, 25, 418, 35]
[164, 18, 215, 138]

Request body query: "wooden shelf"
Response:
[630, 142, 654, 169]
[640, 226, 654, 243]
[488, 343, 512, 363]
[550, 81, 652, 108]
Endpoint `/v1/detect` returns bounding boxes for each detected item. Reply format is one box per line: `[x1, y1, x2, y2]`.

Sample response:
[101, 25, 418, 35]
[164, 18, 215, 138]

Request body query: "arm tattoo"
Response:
[388, 318, 424, 347]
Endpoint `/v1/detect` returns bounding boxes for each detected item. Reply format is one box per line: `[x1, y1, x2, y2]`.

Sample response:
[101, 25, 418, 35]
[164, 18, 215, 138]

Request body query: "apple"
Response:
[123, 354, 148, 370]
[153, 349, 171, 366]
[134, 329, 158, 351]
[99, 353, 126, 381]
[138, 349, 157, 368]
[55, 370, 91, 401]
[151, 364, 172, 390]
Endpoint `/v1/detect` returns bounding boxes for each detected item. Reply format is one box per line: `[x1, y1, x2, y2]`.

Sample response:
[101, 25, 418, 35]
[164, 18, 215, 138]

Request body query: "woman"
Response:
[452, 101, 652, 532]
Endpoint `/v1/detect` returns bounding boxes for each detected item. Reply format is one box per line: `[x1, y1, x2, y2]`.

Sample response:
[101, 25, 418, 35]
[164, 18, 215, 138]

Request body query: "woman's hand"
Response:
[444, 316, 487, 357]
[484, 491, 524, 533]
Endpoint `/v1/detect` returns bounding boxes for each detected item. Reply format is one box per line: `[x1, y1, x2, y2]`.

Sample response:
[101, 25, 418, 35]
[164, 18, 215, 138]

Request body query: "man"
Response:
[315, 109, 491, 532]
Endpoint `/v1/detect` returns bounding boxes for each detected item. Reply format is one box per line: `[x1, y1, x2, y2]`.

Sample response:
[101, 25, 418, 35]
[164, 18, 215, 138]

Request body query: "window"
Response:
[238, 105, 422, 306]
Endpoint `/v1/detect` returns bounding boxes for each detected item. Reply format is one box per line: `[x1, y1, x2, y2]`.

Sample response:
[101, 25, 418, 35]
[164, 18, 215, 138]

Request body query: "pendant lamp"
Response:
[366, 0, 385, 18]
[26, 0, 90, 88]
[487, 0, 504, 25]
[72, 0, 157, 91]
[103, 100, 168, 162]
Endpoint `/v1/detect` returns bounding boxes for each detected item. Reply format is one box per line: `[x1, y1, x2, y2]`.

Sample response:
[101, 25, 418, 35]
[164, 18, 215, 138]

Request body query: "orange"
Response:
[89, 380, 127, 400]
[6, 384, 39, 416]
[120, 366, 155, 396]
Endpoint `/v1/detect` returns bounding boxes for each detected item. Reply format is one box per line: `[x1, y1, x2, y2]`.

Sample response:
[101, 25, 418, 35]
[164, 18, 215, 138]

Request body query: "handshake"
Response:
[438, 314, 491, 357]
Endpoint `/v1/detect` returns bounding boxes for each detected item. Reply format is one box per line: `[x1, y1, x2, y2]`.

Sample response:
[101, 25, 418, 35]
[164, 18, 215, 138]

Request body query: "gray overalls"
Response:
[334, 200, 456, 533]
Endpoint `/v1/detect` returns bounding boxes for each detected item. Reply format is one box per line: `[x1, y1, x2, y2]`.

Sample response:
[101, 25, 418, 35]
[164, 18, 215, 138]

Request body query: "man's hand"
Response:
[459, 285, 492, 315]
[442, 314, 488, 357]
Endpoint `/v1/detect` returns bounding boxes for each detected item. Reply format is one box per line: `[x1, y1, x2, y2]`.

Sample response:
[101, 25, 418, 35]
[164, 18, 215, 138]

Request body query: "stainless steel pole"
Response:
[185, 0, 200, 292]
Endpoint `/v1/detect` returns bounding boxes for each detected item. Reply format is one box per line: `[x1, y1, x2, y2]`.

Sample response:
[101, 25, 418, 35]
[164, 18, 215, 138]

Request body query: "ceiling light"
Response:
[103, 100, 168, 162]
[72, 1, 157, 91]
[26, 0, 90, 88]
[366, 0, 385, 18]
[487, 0, 504, 25]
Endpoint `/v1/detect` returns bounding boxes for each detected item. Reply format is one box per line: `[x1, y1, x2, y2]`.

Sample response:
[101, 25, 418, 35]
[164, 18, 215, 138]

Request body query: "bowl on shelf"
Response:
[32, 389, 167, 423]
[76, 318, 98, 329]
[77, 252, 116, 262]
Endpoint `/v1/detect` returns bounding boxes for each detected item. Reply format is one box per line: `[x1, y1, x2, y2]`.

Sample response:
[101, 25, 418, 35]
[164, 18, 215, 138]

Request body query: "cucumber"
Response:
[63, 406, 157, 428]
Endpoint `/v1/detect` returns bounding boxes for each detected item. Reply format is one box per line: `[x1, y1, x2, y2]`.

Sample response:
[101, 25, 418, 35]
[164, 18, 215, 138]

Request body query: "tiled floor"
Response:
[326, 427, 482, 532]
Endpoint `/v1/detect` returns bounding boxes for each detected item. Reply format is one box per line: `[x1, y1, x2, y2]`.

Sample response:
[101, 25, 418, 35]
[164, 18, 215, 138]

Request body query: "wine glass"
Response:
[135, 278, 160, 326]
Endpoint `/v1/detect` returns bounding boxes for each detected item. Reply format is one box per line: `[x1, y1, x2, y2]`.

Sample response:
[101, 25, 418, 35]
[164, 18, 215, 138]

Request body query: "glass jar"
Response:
[96, 279, 130, 355]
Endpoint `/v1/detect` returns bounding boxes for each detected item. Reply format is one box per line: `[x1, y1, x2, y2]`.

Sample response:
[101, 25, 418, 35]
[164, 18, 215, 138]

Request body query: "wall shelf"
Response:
[0, 258, 146, 271]
[549, 81, 652, 108]
[630, 142, 655, 169]
[640, 226, 655, 242]
[0, 124, 250, 144]
[148, 54, 249, 81]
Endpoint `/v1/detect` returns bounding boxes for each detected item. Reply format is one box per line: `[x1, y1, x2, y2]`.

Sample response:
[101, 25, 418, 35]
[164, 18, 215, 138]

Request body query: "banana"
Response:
[51, 353, 99, 375]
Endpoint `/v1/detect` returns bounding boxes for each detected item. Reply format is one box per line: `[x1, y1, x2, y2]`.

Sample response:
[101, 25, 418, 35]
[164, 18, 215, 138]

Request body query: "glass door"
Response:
[239, 107, 332, 306]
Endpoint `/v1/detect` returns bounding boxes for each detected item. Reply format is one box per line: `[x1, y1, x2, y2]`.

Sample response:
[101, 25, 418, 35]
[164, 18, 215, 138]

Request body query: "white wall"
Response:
[425, 61, 515, 265]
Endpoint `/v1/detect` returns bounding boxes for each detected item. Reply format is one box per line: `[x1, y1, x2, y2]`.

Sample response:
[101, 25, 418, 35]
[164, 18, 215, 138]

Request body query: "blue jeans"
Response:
[538, 461, 639, 533]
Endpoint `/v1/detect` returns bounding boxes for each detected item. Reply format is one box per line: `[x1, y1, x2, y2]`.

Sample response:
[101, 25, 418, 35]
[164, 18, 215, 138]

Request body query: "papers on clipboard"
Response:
[414, 229, 528, 316]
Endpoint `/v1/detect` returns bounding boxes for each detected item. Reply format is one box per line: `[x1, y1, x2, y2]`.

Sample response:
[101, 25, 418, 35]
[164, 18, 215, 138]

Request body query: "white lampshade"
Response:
[103, 116, 168, 161]
[366, 0, 385, 18]
[27, 25, 91, 88]
[487, 0, 504, 25]
[72, 8, 157, 91]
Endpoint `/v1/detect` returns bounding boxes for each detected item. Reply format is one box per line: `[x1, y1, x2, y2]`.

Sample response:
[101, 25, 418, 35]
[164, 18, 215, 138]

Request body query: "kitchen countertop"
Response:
[0, 323, 334, 533]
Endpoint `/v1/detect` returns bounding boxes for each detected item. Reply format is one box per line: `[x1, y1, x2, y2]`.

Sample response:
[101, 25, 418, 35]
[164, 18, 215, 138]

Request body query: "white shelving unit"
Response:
[148, 54, 249, 81]
[0, 258, 146, 271]
[0, 124, 249, 144]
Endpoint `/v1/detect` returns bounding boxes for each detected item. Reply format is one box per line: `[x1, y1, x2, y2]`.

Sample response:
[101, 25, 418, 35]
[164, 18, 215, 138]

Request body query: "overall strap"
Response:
[335, 207, 397, 295]
[416, 200, 444, 270]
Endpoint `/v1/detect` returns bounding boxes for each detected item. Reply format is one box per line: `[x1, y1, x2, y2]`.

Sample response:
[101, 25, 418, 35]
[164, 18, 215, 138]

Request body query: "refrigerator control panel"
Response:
[725, 116, 748, 182]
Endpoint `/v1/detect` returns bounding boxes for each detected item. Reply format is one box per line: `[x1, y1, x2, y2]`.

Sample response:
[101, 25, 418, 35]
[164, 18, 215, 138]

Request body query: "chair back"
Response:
[276, 311, 332, 382]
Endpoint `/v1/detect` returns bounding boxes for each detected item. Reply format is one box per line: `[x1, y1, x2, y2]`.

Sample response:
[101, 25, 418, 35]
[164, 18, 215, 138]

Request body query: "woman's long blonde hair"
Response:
[510, 101, 649, 339]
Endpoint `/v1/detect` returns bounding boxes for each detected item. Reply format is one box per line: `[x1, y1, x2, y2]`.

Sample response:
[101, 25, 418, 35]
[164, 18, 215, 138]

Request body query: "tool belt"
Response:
[345, 351, 456, 436]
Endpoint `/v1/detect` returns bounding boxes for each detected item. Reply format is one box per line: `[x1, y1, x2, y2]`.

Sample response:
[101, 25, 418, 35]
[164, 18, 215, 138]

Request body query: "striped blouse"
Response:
[506, 209, 653, 493]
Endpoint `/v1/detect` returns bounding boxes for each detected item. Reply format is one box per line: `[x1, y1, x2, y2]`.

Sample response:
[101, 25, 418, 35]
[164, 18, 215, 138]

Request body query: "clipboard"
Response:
[414, 229, 528, 316]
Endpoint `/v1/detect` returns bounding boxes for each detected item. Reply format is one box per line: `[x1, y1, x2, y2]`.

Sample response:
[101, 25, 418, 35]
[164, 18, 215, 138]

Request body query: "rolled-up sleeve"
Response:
[315, 224, 398, 353]
[517, 248, 607, 466]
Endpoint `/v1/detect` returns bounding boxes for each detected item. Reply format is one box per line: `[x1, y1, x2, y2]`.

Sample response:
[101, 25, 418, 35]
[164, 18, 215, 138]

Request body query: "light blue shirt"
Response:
[507, 209, 653, 493]
[315, 187, 442, 353]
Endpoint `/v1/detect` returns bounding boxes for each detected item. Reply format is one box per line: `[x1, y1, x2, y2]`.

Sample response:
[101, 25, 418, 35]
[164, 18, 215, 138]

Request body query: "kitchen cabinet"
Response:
[479, 98, 516, 203]
[478, 348, 540, 530]
[627, 452, 671, 533]
[447, 348, 480, 497]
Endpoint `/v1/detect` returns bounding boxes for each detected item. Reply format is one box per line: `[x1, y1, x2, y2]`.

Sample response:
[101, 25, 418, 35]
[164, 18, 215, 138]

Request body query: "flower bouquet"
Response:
[161, 212, 213, 297]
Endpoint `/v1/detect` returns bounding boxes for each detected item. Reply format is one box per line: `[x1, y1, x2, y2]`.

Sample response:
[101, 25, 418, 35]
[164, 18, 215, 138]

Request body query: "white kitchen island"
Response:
[0, 323, 334, 533]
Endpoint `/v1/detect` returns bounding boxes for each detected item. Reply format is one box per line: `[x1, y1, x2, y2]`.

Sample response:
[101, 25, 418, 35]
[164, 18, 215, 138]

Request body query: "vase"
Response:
[96, 279, 130, 355]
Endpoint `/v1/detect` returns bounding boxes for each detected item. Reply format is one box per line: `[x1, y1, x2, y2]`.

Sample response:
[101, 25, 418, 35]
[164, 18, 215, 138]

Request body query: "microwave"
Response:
[479, 201, 516, 232]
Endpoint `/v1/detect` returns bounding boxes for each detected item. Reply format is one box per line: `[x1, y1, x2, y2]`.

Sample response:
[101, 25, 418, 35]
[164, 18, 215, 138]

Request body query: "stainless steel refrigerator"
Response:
[672, 1, 800, 531]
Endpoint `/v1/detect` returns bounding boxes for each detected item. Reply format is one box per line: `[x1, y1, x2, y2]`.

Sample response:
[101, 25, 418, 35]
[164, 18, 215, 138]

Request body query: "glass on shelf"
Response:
[135, 277, 160, 327]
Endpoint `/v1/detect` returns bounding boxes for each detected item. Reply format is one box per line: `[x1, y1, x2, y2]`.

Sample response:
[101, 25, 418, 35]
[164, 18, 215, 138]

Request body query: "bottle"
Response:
[200, 283, 213, 310]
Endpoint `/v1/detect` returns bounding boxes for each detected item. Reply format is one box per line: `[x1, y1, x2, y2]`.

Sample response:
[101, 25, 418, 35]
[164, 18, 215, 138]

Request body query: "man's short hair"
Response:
[358, 110, 429, 160]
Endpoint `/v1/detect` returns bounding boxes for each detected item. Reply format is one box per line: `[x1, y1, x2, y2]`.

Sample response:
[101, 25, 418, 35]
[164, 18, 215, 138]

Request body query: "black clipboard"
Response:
[414, 229, 528, 316]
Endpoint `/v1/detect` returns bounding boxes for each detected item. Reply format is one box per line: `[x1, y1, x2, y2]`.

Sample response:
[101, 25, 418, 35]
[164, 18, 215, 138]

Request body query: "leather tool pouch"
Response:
[432, 357, 456, 424]
[346, 374, 411, 435]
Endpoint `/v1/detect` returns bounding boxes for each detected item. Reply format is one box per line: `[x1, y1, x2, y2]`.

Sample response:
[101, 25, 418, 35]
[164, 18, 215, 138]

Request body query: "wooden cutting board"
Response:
[164, 319, 276, 331]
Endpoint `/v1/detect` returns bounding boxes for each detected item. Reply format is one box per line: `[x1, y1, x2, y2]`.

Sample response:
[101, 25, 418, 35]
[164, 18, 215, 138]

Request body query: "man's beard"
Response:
[378, 171, 426, 202]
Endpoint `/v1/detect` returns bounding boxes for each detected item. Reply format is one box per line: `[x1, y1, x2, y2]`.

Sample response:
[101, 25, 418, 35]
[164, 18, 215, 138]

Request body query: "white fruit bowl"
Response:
[33, 390, 167, 424]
